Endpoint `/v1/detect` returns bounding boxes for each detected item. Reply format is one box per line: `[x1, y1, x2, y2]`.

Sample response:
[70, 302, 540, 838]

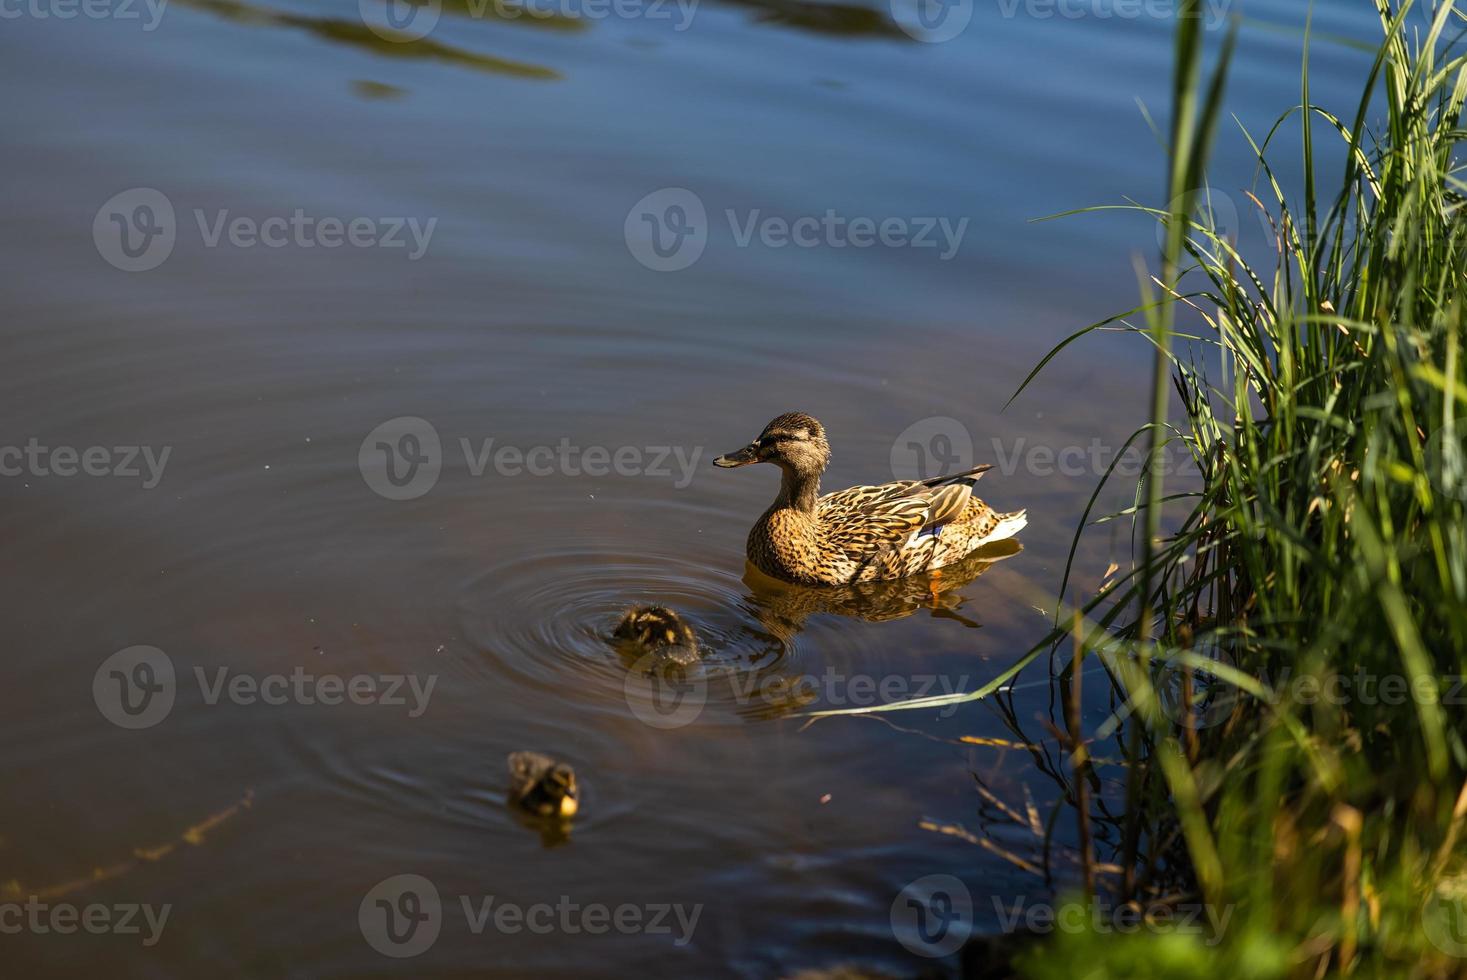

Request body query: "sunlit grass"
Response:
[1012, 1, 1467, 975]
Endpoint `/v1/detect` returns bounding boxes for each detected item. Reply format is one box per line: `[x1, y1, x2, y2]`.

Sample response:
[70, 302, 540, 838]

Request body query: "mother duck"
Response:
[714, 412, 1025, 585]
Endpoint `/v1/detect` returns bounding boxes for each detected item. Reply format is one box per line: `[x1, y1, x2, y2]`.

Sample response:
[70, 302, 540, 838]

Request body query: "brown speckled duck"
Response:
[714, 412, 1026, 585]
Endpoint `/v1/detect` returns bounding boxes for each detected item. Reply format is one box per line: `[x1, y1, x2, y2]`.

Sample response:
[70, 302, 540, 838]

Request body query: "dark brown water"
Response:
[2, 1, 1382, 975]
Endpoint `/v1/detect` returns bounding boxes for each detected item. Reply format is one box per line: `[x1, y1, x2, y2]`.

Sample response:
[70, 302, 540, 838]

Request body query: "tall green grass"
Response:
[1012, 1, 1467, 975]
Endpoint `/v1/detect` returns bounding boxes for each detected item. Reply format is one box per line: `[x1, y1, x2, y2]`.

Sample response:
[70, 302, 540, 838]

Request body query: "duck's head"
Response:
[541, 764, 579, 818]
[613, 605, 698, 653]
[714, 412, 831, 478]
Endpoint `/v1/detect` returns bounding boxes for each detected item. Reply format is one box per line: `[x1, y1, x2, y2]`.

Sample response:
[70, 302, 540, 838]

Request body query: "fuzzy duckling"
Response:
[506, 751, 579, 819]
[612, 605, 700, 666]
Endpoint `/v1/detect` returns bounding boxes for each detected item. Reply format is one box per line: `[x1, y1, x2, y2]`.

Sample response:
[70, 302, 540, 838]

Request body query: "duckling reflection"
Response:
[734, 541, 1020, 720]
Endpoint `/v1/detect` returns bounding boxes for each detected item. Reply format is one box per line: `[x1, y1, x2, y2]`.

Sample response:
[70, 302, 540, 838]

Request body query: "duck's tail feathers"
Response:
[921, 463, 992, 488]
[981, 509, 1027, 545]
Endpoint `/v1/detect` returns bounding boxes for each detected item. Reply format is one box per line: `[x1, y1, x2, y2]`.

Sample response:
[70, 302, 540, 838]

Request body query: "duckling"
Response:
[506, 751, 579, 819]
[714, 412, 1026, 585]
[612, 604, 700, 666]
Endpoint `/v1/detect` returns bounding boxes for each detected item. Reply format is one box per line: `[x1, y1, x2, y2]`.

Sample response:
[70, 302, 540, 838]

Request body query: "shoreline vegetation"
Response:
[1006, 0, 1467, 975]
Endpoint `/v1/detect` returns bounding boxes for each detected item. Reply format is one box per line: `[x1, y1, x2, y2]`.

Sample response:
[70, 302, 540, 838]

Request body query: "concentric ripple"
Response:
[457, 547, 806, 726]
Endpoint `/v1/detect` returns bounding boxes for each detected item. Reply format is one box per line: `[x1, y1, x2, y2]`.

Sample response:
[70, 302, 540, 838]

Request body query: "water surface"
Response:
[1, 0, 1388, 975]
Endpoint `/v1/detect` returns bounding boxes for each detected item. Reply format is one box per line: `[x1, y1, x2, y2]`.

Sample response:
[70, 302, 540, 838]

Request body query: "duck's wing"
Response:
[818, 480, 924, 513]
[821, 494, 930, 566]
[819, 481, 974, 569]
[819, 479, 975, 533]
[817, 464, 990, 516]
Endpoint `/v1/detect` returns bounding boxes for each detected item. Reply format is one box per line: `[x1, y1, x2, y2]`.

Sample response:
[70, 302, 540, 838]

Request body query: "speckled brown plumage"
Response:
[506, 751, 579, 818]
[612, 605, 700, 666]
[715, 413, 1026, 585]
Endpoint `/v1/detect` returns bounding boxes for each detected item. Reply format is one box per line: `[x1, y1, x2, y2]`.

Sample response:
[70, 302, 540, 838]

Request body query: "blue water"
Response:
[0, 1, 1392, 976]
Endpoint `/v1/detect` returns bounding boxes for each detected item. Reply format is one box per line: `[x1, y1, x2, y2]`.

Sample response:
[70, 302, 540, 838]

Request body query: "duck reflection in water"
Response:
[744, 538, 1021, 634]
[735, 539, 1022, 720]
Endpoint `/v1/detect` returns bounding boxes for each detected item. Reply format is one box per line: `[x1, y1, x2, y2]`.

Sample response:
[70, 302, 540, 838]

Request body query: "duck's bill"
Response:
[713, 445, 759, 467]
